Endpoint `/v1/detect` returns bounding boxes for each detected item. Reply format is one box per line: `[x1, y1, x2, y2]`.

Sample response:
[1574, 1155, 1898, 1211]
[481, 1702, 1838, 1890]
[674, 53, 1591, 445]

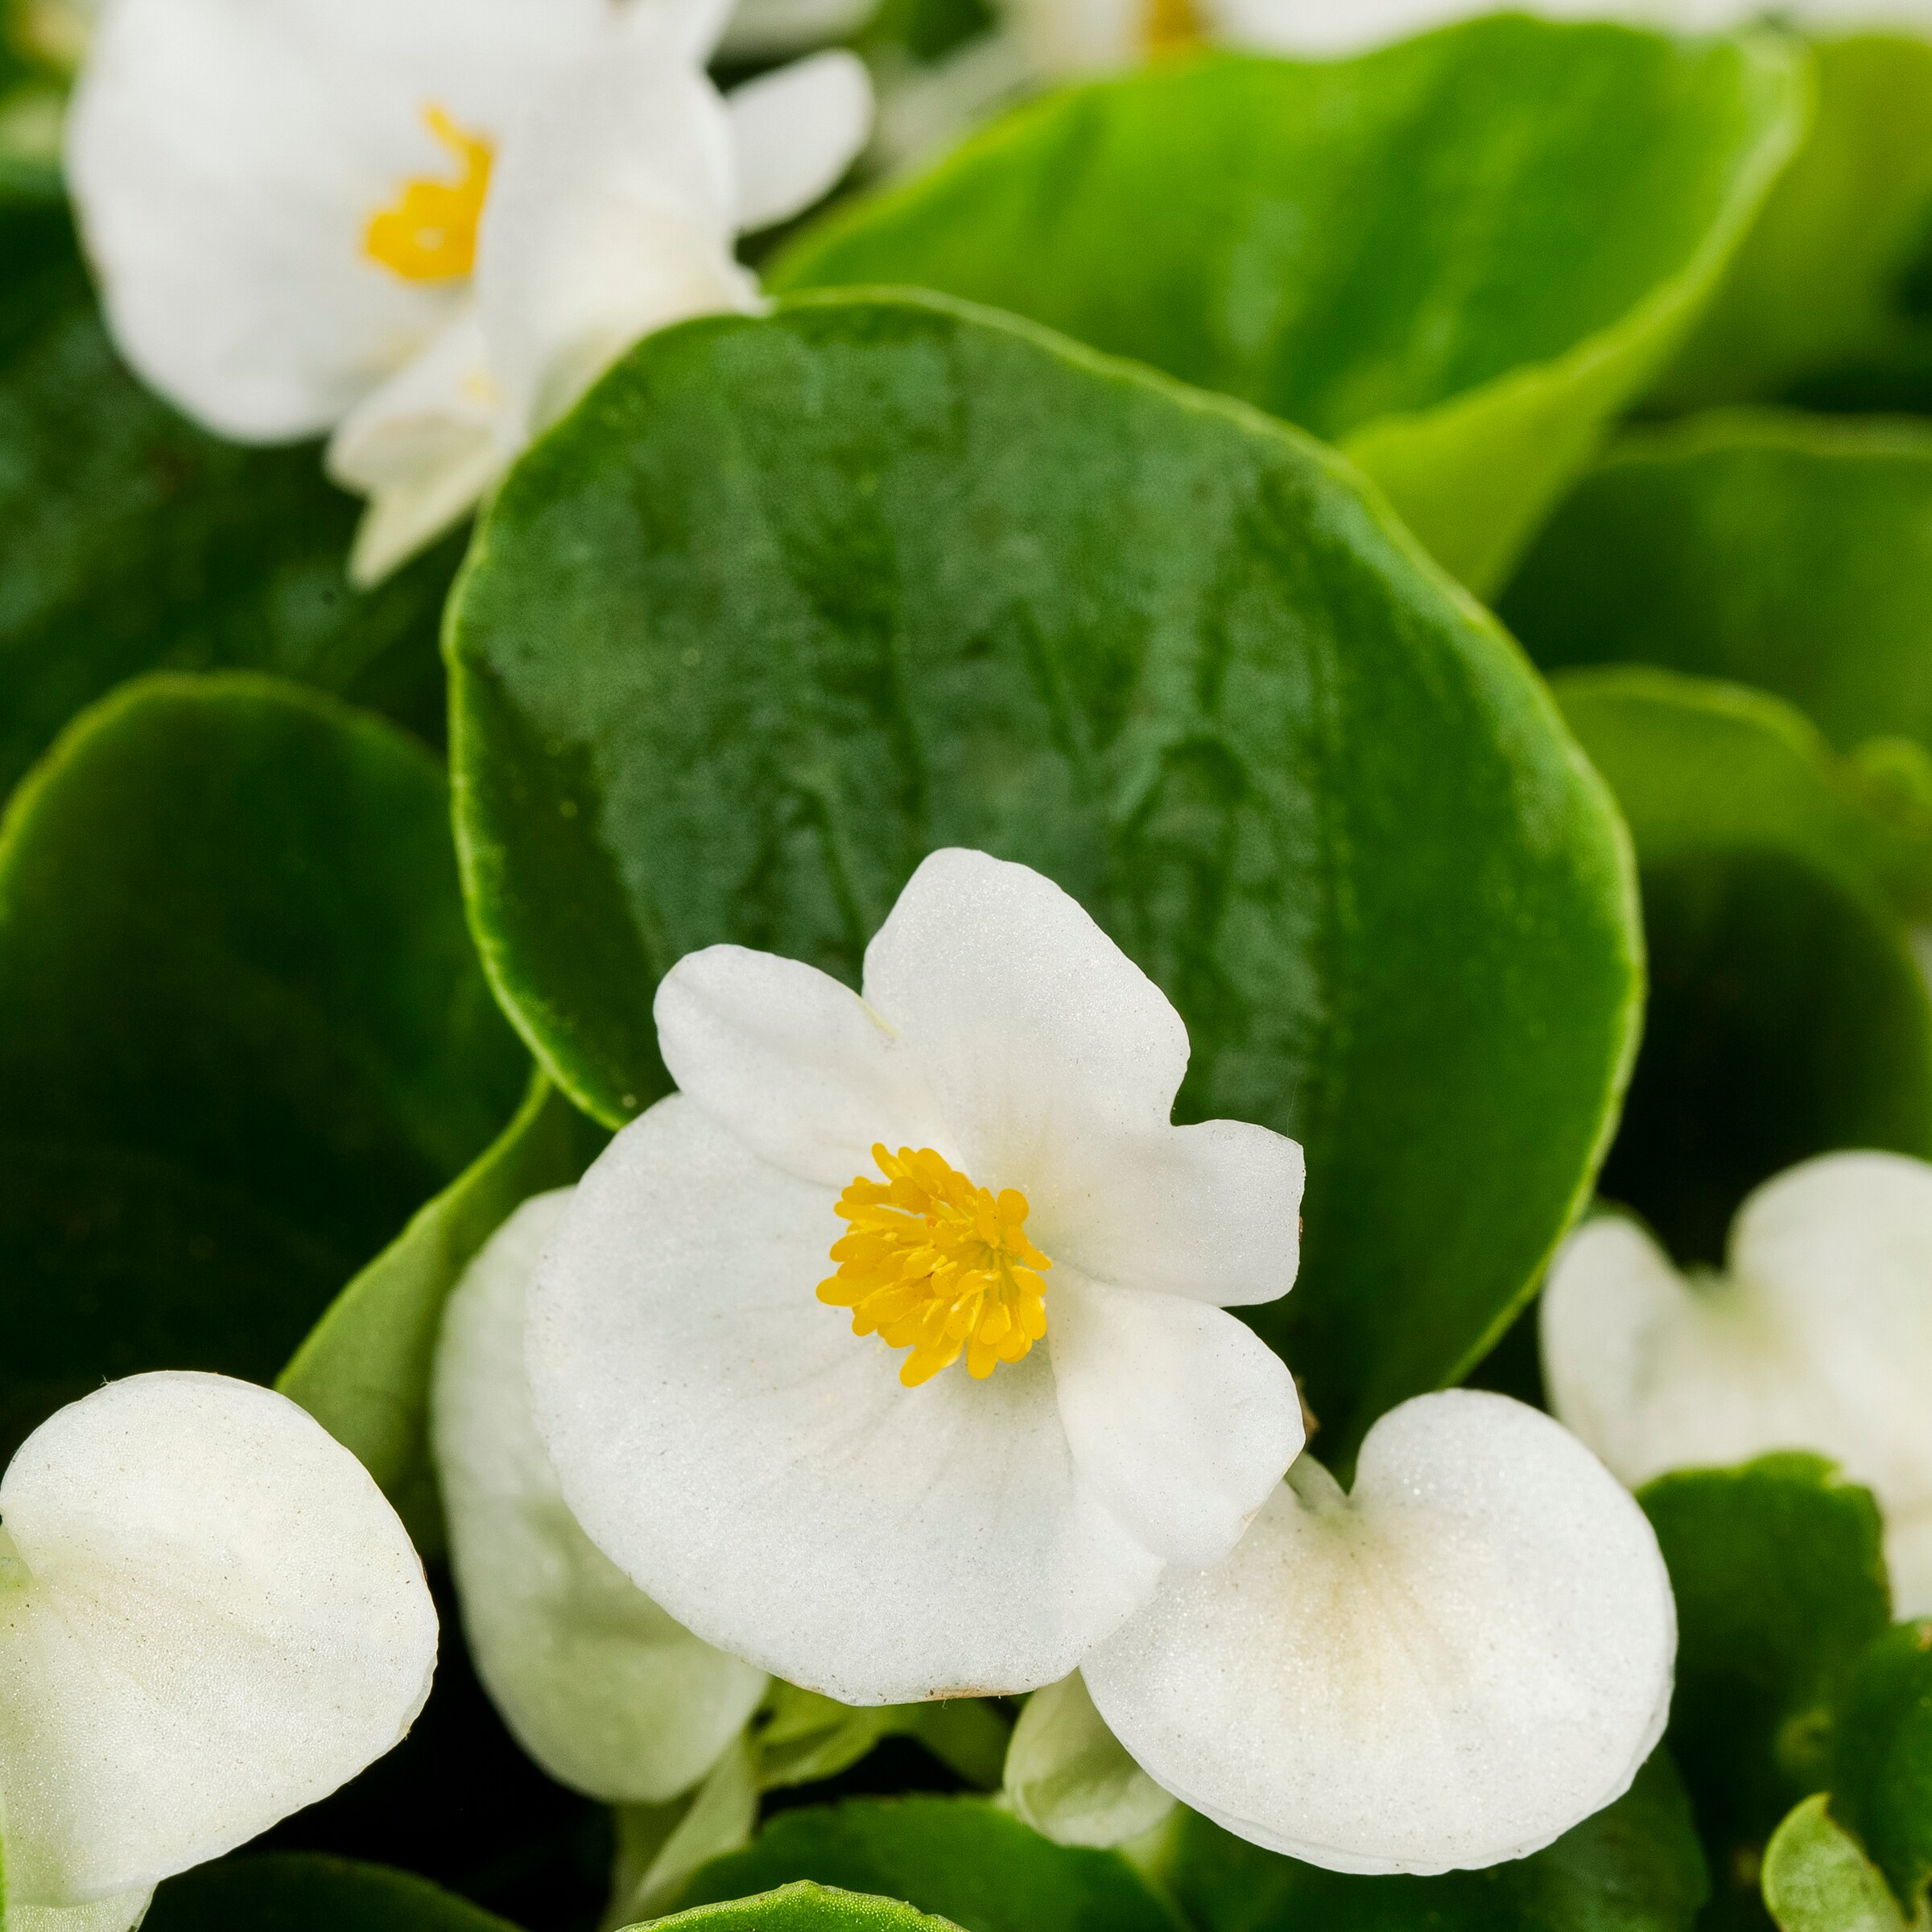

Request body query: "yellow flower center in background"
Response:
[819, 1145, 1051, 1387]
[1140, 0, 1203, 60]
[365, 106, 494, 283]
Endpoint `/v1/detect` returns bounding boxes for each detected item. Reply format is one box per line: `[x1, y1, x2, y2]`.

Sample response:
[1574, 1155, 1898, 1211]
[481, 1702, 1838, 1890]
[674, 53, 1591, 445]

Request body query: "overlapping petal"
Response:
[0, 1373, 437, 1906]
[434, 1189, 770, 1803]
[527, 1096, 1162, 1705]
[725, 51, 873, 234]
[1084, 1391, 1675, 1875]
[1542, 1155, 1932, 1613]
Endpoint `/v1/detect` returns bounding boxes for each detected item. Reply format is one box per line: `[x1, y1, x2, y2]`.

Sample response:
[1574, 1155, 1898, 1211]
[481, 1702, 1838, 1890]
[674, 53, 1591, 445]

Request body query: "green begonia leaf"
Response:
[144, 1855, 520, 1932]
[1551, 669, 1932, 1265]
[649, 1885, 964, 1932]
[446, 291, 1639, 1456]
[770, 20, 1804, 591]
[1761, 1795, 1920, 1932]
[0, 672, 527, 1465]
[672, 1797, 1183, 1932]
[1638, 1455, 1893, 1930]
[1504, 413, 1932, 765]
[1832, 1620, 1932, 1918]
[278, 1070, 606, 1550]
[1660, 36, 1932, 413]
[0, 204, 463, 800]
[1162, 1748, 1707, 1932]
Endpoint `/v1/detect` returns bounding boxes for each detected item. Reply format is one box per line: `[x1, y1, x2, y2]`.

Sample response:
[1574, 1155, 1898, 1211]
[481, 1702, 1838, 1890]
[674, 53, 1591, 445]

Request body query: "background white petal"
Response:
[477, 7, 756, 445]
[725, 52, 873, 236]
[654, 945, 942, 1188]
[1049, 1269, 1302, 1566]
[861, 849, 1191, 1207]
[67, 0, 607, 440]
[1004, 1671, 1175, 1849]
[528, 1096, 1162, 1706]
[1084, 1391, 1675, 1876]
[0, 1373, 437, 1905]
[1036, 1117, 1303, 1308]
[434, 1189, 769, 1804]
[1542, 1158, 1932, 1612]
[326, 309, 506, 585]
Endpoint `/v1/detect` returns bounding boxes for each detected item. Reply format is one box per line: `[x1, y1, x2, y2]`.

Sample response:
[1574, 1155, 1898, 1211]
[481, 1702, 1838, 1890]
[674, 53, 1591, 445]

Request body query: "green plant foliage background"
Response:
[447, 291, 1639, 1456]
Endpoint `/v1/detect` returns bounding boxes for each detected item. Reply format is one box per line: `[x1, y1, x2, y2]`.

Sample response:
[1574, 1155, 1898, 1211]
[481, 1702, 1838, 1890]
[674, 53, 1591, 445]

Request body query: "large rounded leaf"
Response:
[0, 673, 528, 1463]
[672, 1798, 1182, 1932]
[143, 1853, 522, 1932]
[446, 291, 1638, 1455]
[1832, 1619, 1932, 1922]
[771, 20, 1804, 590]
[654, 1886, 964, 1932]
[1505, 413, 1932, 760]
[1552, 668, 1932, 1266]
[0, 204, 463, 801]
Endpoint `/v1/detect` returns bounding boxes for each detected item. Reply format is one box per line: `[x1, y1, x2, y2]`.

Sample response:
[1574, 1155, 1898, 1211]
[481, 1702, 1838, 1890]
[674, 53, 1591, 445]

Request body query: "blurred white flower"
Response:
[1542, 1152, 1932, 1615]
[0, 1373, 438, 1930]
[1083, 1390, 1677, 1874]
[65, 0, 872, 583]
[527, 847, 1307, 1707]
[432, 1187, 770, 1804]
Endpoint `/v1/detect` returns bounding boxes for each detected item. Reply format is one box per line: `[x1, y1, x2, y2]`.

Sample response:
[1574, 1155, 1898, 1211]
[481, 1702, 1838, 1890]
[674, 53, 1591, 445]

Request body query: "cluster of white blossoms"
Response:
[0, 1374, 436, 1932]
[1542, 1153, 1932, 1616]
[64, 0, 872, 584]
[434, 849, 1678, 1874]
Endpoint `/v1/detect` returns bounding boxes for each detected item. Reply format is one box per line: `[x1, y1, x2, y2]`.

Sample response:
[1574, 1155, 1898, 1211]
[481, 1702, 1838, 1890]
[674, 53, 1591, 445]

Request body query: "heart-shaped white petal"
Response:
[1083, 1390, 1675, 1875]
[433, 1188, 769, 1802]
[1542, 1154, 1932, 1613]
[0, 1373, 437, 1906]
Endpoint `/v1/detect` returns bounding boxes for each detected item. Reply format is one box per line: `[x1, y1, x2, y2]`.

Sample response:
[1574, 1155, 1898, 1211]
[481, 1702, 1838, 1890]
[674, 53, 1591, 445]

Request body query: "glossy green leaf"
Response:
[1162, 1748, 1707, 1932]
[650, 1885, 964, 1932]
[672, 1797, 1183, 1932]
[1552, 669, 1932, 1265]
[0, 206, 464, 800]
[144, 1854, 520, 1932]
[1504, 412, 1932, 764]
[1761, 1795, 1918, 1932]
[278, 1071, 605, 1550]
[0, 672, 528, 1464]
[1661, 35, 1932, 413]
[1638, 1455, 1892, 1928]
[447, 291, 1639, 1455]
[1832, 1620, 1932, 1918]
[771, 19, 1804, 590]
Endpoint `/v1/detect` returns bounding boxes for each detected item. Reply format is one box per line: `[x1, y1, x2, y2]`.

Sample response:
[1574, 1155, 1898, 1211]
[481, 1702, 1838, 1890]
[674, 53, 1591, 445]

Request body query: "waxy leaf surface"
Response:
[0, 673, 527, 1464]
[1832, 1620, 1932, 1919]
[773, 20, 1803, 589]
[143, 1853, 522, 1932]
[448, 292, 1638, 1455]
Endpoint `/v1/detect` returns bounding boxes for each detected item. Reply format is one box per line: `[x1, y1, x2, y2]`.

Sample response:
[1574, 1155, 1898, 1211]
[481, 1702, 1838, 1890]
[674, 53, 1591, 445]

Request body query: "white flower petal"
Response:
[1084, 1391, 1675, 1876]
[66, 0, 605, 439]
[725, 52, 873, 236]
[433, 1189, 769, 1805]
[326, 309, 506, 585]
[1003, 1671, 1174, 1849]
[1041, 1117, 1303, 1307]
[1050, 1269, 1302, 1567]
[1542, 1156, 1932, 1608]
[477, 8, 755, 444]
[654, 945, 942, 1189]
[860, 850, 1190, 1201]
[527, 1095, 1161, 1705]
[6, 1892, 153, 1932]
[0, 1373, 437, 1905]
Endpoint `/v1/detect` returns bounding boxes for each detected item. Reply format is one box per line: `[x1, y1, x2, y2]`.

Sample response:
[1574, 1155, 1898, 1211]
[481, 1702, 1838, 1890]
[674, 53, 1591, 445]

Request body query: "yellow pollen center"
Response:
[819, 1144, 1051, 1388]
[1139, 0, 1203, 59]
[364, 106, 494, 283]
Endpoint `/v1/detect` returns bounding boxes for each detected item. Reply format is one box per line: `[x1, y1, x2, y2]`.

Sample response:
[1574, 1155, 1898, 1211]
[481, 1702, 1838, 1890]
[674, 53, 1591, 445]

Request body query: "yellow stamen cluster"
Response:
[1140, 0, 1203, 59]
[819, 1145, 1051, 1388]
[365, 106, 494, 283]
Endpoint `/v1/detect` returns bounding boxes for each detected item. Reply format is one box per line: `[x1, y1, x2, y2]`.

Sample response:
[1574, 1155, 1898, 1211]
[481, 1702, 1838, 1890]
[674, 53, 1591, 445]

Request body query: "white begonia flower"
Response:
[527, 848, 1307, 1707]
[432, 1187, 770, 1803]
[0, 1372, 438, 1924]
[64, 0, 873, 585]
[1081, 1389, 1677, 1875]
[1542, 1152, 1932, 1616]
